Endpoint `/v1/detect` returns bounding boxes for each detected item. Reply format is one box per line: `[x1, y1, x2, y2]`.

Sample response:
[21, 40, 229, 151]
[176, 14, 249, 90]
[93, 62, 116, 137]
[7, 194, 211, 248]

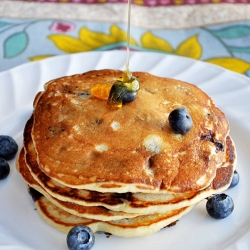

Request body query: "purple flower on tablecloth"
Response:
[50, 22, 75, 33]
[186, 0, 197, 4]
[159, 0, 171, 5]
[144, 0, 158, 6]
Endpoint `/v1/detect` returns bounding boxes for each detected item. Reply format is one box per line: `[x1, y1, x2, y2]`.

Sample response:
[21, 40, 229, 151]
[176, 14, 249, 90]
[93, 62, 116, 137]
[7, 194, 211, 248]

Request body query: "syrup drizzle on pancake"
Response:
[107, 0, 140, 108]
[124, 0, 132, 81]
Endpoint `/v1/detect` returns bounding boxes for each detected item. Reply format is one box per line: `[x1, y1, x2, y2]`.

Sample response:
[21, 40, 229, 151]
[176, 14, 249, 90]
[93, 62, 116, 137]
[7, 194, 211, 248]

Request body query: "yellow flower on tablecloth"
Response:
[79, 25, 137, 48]
[173, 0, 184, 4]
[176, 35, 202, 60]
[141, 32, 202, 60]
[141, 31, 174, 53]
[205, 58, 250, 74]
[45, 24, 250, 75]
[49, 35, 86, 53]
[48, 24, 137, 53]
[29, 55, 54, 61]
[134, 0, 144, 4]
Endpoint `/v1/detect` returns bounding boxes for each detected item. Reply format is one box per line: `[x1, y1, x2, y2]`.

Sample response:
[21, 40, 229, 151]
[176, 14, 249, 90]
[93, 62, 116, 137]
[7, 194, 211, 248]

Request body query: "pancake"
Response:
[31, 70, 230, 193]
[16, 69, 237, 238]
[17, 148, 140, 221]
[23, 115, 236, 214]
[34, 195, 194, 237]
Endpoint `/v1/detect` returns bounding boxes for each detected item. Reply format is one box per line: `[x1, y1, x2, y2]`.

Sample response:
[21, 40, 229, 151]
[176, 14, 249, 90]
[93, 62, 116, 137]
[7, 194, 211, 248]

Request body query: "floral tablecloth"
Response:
[13, 0, 250, 5]
[0, 1, 250, 77]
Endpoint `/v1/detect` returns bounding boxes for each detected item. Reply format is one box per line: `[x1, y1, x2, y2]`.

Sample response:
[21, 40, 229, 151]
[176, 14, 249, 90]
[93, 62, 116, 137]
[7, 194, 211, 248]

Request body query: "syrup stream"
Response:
[107, 0, 139, 108]
[123, 0, 132, 82]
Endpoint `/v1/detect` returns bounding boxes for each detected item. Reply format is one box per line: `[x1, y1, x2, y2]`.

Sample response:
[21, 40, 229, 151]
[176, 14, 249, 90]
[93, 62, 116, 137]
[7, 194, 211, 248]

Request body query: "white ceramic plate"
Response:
[0, 51, 250, 250]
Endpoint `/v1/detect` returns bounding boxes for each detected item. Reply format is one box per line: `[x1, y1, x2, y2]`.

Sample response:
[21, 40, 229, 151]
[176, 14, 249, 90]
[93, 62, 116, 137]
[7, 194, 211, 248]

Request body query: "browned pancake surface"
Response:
[35, 195, 194, 237]
[32, 70, 230, 193]
[23, 114, 235, 214]
[17, 148, 140, 221]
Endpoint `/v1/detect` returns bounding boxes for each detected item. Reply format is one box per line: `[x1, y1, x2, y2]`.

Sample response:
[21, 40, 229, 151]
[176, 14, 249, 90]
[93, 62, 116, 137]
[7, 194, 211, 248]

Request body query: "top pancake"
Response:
[32, 69, 230, 193]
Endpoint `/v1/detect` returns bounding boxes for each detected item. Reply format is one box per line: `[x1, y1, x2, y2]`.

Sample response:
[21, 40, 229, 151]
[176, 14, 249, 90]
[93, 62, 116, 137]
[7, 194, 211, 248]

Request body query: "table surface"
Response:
[0, 1, 250, 76]
[0, 0, 250, 76]
[0, 2, 250, 250]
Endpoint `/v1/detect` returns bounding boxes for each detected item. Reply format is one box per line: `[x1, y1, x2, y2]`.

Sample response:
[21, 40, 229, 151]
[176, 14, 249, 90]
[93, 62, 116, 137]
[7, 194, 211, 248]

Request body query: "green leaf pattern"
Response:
[0, 21, 11, 28]
[228, 46, 250, 54]
[210, 25, 250, 38]
[4, 32, 28, 58]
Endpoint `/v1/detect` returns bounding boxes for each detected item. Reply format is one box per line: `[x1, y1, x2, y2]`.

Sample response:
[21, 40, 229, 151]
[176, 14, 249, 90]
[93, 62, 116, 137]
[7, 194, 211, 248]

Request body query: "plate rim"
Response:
[0, 50, 250, 250]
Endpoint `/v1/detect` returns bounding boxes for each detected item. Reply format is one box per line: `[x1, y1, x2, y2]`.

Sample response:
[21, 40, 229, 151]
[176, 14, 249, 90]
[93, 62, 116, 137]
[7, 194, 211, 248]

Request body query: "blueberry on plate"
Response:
[0, 158, 10, 180]
[67, 225, 95, 250]
[0, 135, 18, 161]
[168, 108, 193, 135]
[206, 194, 234, 219]
[229, 170, 239, 189]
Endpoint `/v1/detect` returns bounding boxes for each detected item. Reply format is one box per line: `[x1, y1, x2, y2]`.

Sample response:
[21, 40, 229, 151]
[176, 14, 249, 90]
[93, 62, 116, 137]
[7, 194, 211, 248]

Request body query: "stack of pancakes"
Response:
[17, 70, 236, 237]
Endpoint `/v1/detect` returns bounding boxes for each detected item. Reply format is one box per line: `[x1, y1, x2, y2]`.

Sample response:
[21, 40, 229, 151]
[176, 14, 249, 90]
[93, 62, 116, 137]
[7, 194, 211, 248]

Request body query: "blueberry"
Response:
[0, 135, 18, 161]
[168, 108, 193, 135]
[229, 170, 239, 189]
[0, 158, 10, 180]
[206, 194, 234, 219]
[122, 91, 138, 104]
[67, 226, 95, 250]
